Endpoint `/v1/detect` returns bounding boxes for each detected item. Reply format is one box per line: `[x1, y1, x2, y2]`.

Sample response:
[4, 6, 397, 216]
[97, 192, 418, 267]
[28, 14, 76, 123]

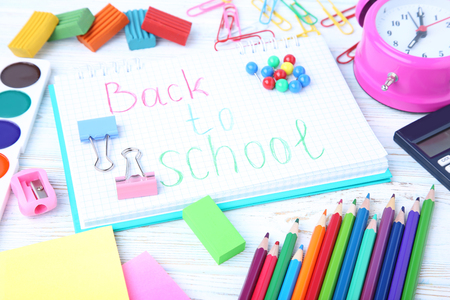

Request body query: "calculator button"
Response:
[438, 155, 450, 166]
[446, 165, 450, 173]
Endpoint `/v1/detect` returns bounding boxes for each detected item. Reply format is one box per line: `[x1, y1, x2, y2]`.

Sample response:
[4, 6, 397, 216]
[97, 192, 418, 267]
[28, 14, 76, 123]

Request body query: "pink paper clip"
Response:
[337, 42, 359, 64]
[320, 5, 356, 27]
[115, 148, 158, 200]
[217, 3, 241, 41]
[187, 0, 226, 17]
[10, 168, 57, 216]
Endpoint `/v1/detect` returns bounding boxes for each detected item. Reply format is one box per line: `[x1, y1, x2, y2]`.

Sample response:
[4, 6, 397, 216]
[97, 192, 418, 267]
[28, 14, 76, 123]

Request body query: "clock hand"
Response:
[408, 11, 419, 29]
[408, 31, 426, 48]
[417, 7, 427, 37]
[416, 15, 450, 31]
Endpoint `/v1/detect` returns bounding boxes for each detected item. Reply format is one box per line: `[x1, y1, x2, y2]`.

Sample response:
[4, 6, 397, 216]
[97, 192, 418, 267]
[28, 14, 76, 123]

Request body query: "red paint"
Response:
[105, 82, 137, 114]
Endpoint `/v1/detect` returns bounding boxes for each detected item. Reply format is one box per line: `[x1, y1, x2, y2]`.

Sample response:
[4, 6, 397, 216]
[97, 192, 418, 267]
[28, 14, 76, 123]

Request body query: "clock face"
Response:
[376, 0, 450, 58]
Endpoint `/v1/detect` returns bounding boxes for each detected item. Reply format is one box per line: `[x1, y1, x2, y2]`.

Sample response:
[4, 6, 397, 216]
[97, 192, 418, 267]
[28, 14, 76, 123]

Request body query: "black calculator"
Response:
[394, 105, 450, 190]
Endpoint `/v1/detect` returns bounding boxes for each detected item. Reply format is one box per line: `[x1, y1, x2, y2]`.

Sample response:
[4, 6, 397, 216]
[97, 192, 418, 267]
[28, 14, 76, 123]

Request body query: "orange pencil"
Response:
[291, 210, 327, 300]
[251, 242, 280, 300]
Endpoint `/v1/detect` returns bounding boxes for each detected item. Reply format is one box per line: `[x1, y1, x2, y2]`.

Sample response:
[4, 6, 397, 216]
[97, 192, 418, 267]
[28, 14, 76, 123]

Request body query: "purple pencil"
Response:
[387, 198, 421, 300]
[360, 194, 396, 300]
[239, 233, 269, 300]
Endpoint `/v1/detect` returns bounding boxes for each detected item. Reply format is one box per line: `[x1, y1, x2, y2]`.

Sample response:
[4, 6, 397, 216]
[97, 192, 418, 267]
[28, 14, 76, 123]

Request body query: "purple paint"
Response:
[238, 246, 268, 300]
[360, 206, 395, 300]
[387, 210, 420, 300]
[0, 120, 21, 149]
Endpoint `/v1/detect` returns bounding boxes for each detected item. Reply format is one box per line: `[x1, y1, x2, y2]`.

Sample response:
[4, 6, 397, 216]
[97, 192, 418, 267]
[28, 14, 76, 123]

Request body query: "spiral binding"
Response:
[70, 36, 301, 80]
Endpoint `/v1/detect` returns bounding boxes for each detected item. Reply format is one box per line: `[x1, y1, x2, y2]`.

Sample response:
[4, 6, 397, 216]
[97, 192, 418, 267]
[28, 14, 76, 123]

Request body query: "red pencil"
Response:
[305, 200, 343, 300]
[251, 242, 280, 300]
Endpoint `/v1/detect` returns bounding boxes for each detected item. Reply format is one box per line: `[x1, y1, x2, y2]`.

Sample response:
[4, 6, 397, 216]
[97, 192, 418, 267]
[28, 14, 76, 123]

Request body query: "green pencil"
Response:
[318, 200, 357, 300]
[346, 215, 378, 300]
[401, 185, 435, 300]
[264, 218, 299, 300]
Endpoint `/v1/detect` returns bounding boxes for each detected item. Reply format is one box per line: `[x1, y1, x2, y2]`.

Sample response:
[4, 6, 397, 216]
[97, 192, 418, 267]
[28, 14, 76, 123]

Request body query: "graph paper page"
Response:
[54, 36, 387, 230]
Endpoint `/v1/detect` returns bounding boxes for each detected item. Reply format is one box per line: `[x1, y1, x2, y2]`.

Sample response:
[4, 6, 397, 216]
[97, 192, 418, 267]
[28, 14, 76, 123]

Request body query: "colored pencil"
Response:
[346, 215, 378, 300]
[291, 210, 327, 300]
[252, 242, 280, 300]
[318, 200, 357, 300]
[264, 219, 299, 300]
[333, 194, 370, 300]
[360, 195, 396, 300]
[239, 233, 270, 300]
[375, 207, 406, 300]
[278, 245, 304, 300]
[388, 199, 421, 300]
[401, 186, 435, 300]
[306, 201, 343, 300]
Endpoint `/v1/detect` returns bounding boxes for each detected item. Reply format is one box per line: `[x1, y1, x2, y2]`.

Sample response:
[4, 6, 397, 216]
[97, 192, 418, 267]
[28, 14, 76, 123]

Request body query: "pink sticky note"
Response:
[122, 251, 190, 300]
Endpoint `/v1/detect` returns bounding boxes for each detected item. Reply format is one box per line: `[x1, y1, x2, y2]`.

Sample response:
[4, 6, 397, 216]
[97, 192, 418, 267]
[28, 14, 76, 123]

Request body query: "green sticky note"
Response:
[183, 195, 246, 264]
[49, 8, 95, 41]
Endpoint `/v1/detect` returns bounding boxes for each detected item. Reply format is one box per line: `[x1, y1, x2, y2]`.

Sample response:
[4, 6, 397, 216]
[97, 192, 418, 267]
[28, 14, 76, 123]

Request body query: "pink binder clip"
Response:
[10, 168, 57, 216]
[115, 148, 158, 200]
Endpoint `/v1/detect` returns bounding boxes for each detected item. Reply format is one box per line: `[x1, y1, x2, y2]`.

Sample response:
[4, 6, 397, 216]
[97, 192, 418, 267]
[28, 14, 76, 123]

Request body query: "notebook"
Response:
[50, 36, 390, 233]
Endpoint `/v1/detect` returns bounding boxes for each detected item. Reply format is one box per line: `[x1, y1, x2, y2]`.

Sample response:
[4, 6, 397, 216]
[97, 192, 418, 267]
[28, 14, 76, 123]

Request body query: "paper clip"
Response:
[320, 5, 356, 27]
[295, 15, 321, 37]
[337, 42, 359, 64]
[281, 0, 318, 25]
[77, 116, 118, 172]
[252, 0, 292, 31]
[259, 0, 279, 25]
[316, 0, 354, 35]
[186, 0, 225, 17]
[115, 147, 158, 200]
[214, 29, 275, 50]
[220, 3, 241, 40]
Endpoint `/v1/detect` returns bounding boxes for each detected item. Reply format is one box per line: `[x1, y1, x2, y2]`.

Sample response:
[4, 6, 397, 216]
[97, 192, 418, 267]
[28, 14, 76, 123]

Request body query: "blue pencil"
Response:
[374, 207, 406, 300]
[332, 194, 370, 300]
[278, 245, 303, 300]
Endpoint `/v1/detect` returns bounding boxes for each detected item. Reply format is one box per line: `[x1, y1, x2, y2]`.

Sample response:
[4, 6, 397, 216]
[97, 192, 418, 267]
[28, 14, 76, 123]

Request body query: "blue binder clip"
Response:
[77, 116, 119, 172]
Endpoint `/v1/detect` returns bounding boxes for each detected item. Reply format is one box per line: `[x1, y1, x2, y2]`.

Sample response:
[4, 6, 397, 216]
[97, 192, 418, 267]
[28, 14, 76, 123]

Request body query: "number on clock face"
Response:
[376, 0, 450, 58]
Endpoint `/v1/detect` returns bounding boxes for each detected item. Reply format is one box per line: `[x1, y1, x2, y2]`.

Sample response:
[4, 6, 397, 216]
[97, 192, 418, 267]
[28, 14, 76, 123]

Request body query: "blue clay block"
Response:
[124, 9, 156, 51]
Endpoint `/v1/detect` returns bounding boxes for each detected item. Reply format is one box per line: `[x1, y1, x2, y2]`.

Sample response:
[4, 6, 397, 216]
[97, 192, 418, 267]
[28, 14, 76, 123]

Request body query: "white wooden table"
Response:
[0, 1, 449, 299]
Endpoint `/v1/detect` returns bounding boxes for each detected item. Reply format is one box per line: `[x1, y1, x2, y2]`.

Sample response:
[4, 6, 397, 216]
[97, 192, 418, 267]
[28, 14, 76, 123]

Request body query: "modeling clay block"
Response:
[8, 11, 59, 58]
[182, 195, 246, 264]
[124, 9, 156, 51]
[77, 4, 129, 52]
[48, 8, 95, 41]
[141, 7, 192, 46]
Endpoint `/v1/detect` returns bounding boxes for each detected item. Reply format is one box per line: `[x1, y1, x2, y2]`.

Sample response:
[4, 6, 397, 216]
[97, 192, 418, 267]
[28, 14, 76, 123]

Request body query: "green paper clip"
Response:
[281, 0, 318, 25]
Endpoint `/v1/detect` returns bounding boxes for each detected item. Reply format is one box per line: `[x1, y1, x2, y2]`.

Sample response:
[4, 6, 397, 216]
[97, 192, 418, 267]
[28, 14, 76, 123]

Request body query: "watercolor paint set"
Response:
[0, 58, 51, 219]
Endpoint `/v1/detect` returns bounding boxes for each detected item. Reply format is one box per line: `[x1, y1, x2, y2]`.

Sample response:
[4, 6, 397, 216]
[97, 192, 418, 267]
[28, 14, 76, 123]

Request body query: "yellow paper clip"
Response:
[251, 0, 292, 31]
[316, 0, 354, 35]
[296, 15, 321, 37]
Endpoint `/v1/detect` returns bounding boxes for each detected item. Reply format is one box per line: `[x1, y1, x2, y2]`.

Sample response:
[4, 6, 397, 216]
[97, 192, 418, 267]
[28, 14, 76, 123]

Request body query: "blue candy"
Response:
[288, 80, 302, 93]
[298, 74, 311, 87]
[246, 62, 258, 75]
[293, 66, 305, 78]
[261, 66, 274, 78]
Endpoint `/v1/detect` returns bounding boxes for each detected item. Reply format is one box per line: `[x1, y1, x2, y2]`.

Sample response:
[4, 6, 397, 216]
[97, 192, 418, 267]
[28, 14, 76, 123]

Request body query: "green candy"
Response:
[276, 79, 288, 92]
[268, 55, 280, 68]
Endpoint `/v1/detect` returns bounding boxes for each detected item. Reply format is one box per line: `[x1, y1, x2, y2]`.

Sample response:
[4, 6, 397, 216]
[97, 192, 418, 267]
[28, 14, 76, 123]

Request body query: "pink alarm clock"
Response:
[354, 0, 450, 113]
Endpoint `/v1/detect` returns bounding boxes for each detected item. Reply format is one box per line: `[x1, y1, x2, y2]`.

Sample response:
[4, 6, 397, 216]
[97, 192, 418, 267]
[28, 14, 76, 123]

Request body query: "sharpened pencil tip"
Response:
[366, 193, 370, 199]
[265, 232, 269, 238]
[416, 197, 420, 201]
[401, 206, 405, 212]
[295, 218, 299, 223]
[323, 209, 327, 215]
[338, 199, 343, 204]
[275, 241, 279, 245]
[431, 184, 435, 190]
[373, 214, 377, 220]
[300, 245, 303, 250]
[352, 199, 356, 205]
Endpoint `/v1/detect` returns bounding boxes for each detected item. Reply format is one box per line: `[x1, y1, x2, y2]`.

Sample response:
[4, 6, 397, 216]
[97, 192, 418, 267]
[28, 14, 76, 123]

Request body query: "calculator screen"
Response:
[417, 127, 450, 157]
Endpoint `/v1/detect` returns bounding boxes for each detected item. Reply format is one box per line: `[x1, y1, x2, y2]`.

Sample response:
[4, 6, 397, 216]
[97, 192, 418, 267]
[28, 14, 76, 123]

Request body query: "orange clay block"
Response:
[8, 12, 58, 58]
[77, 3, 129, 52]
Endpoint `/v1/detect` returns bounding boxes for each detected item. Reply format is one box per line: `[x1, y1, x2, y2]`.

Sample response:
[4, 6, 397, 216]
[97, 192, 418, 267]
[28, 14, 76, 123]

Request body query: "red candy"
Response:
[263, 77, 275, 90]
[274, 69, 287, 80]
[284, 54, 296, 65]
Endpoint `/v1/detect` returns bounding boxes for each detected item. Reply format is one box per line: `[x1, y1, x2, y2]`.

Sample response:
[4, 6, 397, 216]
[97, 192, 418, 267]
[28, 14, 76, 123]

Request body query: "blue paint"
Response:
[0, 120, 21, 149]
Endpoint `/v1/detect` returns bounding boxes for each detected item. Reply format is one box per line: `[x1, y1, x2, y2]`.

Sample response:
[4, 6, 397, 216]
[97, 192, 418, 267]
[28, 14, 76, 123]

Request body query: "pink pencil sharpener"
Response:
[10, 168, 57, 216]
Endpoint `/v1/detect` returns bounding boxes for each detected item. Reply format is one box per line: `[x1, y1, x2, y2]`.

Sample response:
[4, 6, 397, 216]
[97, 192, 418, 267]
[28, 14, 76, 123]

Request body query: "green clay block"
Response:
[183, 195, 246, 265]
[48, 8, 95, 41]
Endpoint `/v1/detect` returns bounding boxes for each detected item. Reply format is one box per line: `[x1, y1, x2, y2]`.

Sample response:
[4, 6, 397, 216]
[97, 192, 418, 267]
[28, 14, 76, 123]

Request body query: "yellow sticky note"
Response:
[0, 226, 129, 300]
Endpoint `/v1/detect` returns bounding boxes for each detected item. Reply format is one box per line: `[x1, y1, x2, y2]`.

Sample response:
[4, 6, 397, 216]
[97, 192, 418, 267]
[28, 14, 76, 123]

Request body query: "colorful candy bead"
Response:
[280, 62, 294, 76]
[246, 62, 258, 75]
[293, 66, 305, 78]
[284, 54, 296, 65]
[261, 66, 274, 78]
[268, 56, 280, 68]
[298, 74, 311, 87]
[274, 69, 287, 80]
[263, 77, 275, 90]
[288, 80, 302, 93]
[275, 79, 288, 92]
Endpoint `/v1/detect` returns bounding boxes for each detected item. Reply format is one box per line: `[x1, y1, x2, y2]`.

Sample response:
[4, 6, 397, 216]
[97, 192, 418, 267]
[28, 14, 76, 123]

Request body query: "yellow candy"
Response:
[280, 62, 294, 76]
